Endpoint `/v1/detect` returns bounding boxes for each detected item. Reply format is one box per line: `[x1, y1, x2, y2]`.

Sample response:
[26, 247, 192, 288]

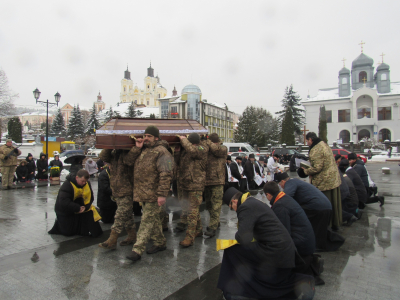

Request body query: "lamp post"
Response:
[33, 88, 61, 158]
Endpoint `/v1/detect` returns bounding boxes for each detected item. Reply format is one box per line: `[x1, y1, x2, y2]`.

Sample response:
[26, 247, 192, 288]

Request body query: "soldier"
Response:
[203, 133, 228, 238]
[98, 149, 136, 250]
[174, 133, 208, 247]
[0, 139, 21, 189]
[124, 126, 174, 262]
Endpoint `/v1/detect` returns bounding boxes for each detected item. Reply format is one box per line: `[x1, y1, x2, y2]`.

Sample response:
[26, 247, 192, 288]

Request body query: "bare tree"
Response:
[0, 68, 18, 138]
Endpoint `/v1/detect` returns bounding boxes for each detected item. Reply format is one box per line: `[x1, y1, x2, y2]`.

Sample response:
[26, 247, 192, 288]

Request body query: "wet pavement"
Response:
[0, 162, 400, 299]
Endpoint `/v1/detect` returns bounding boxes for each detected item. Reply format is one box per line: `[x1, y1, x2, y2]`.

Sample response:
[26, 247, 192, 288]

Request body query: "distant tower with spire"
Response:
[172, 86, 178, 96]
[94, 91, 106, 113]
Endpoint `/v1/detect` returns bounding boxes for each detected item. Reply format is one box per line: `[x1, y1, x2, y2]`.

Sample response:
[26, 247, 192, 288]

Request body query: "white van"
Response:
[223, 143, 259, 154]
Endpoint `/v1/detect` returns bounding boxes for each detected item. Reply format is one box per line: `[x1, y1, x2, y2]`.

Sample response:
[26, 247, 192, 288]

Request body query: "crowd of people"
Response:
[2, 128, 386, 300]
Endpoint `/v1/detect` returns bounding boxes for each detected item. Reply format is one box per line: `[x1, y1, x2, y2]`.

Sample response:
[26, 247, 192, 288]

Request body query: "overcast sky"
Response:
[1, 0, 399, 115]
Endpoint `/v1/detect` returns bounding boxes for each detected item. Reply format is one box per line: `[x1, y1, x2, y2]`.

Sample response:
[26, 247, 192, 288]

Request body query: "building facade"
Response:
[19, 112, 54, 126]
[95, 92, 106, 113]
[159, 84, 234, 142]
[302, 50, 399, 144]
[120, 64, 167, 107]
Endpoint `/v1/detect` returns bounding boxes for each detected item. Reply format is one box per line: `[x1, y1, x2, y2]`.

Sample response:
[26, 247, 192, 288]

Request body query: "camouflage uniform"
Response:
[0, 144, 21, 188]
[99, 149, 135, 234]
[204, 140, 227, 230]
[124, 140, 174, 255]
[174, 138, 208, 240]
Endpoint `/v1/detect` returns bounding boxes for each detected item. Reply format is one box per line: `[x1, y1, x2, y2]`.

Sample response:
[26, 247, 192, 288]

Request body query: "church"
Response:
[120, 64, 167, 107]
[302, 44, 399, 144]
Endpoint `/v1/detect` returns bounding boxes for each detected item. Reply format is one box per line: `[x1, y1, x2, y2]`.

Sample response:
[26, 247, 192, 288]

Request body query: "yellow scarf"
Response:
[216, 192, 255, 251]
[70, 182, 101, 222]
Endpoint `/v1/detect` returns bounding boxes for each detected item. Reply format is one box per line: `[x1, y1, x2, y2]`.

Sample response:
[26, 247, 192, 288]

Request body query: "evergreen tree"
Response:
[234, 106, 279, 146]
[318, 105, 328, 143]
[114, 110, 122, 118]
[149, 113, 156, 119]
[276, 85, 304, 134]
[51, 108, 66, 136]
[7, 117, 22, 143]
[67, 105, 85, 140]
[0, 68, 17, 138]
[105, 106, 114, 122]
[86, 103, 100, 135]
[280, 107, 295, 145]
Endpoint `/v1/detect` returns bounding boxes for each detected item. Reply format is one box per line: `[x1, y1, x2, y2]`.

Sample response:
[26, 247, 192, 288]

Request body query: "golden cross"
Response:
[362, 77, 367, 83]
[380, 52, 385, 63]
[359, 40, 365, 53]
[342, 58, 346, 68]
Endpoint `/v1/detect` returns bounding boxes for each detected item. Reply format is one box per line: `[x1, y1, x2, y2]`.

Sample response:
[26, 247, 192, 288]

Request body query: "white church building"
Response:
[302, 49, 399, 144]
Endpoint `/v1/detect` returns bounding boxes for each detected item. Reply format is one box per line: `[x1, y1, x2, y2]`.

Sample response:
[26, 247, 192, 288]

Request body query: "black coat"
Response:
[97, 169, 116, 209]
[339, 171, 350, 201]
[230, 161, 242, 181]
[37, 159, 48, 173]
[241, 158, 247, 167]
[54, 176, 94, 217]
[26, 158, 36, 174]
[270, 193, 316, 256]
[235, 197, 296, 269]
[346, 168, 367, 204]
[16, 165, 28, 179]
[342, 175, 359, 208]
[242, 160, 255, 181]
[352, 160, 369, 189]
[50, 159, 63, 172]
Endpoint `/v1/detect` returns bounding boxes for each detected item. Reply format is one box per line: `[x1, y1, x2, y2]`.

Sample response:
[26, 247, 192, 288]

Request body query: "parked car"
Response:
[230, 152, 253, 161]
[331, 148, 367, 163]
[224, 143, 259, 155]
[272, 148, 308, 161]
[86, 149, 102, 158]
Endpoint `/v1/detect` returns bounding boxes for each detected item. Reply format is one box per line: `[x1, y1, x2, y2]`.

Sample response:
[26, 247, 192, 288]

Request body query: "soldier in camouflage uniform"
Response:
[203, 133, 228, 237]
[124, 126, 174, 262]
[174, 133, 208, 247]
[0, 139, 21, 189]
[98, 149, 136, 250]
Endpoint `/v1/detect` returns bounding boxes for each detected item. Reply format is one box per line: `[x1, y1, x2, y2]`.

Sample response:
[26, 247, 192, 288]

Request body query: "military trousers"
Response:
[159, 204, 169, 229]
[204, 185, 224, 230]
[133, 201, 166, 255]
[1, 166, 15, 188]
[181, 190, 203, 240]
[111, 195, 136, 234]
[178, 188, 188, 225]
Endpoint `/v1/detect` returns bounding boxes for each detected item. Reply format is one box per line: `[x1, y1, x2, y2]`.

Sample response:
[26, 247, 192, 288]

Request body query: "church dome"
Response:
[377, 62, 390, 71]
[352, 53, 374, 68]
[339, 67, 350, 75]
[182, 84, 202, 94]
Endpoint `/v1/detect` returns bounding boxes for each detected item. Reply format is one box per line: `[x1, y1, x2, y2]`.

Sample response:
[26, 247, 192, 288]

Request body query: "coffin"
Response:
[95, 118, 208, 149]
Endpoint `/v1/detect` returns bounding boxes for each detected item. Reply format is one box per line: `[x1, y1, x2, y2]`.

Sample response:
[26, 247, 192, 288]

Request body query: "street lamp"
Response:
[33, 88, 61, 158]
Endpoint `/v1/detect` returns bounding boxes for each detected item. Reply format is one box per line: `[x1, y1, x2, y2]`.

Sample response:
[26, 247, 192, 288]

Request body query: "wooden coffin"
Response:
[95, 118, 208, 149]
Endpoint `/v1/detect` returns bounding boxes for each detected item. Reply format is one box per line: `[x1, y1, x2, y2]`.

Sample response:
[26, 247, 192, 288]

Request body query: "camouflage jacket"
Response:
[304, 140, 341, 191]
[174, 138, 208, 191]
[205, 140, 227, 186]
[124, 140, 174, 203]
[0, 144, 21, 167]
[99, 149, 133, 198]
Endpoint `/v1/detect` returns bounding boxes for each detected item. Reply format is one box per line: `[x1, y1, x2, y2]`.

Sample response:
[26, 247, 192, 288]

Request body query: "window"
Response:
[171, 106, 177, 113]
[342, 78, 347, 84]
[359, 71, 367, 83]
[381, 73, 387, 80]
[339, 130, 350, 143]
[378, 107, 391, 120]
[326, 110, 332, 123]
[230, 147, 239, 152]
[147, 85, 149, 89]
[147, 101, 149, 105]
[332, 150, 339, 155]
[358, 129, 370, 140]
[158, 94, 160, 98]
[338, 109, 350, 122]
[379, 129, 391, 142]
[357, 108, 371, 119]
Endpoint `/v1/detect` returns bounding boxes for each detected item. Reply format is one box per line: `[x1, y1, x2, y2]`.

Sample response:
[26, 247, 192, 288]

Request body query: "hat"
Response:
[27, 153, 33, 157]
[339, 158, 350, 167]
[235, 156, 242, 161]
[347, 153, 357, 160]
[144, 125, 160, 138]
[274, 172, 289, 183]
[249, 154, 255, 159]
[227, 155, 232, 160]
[6, 139, 12, 143]
[334, 154, 342, 161]
[273, 154, 280, 158]
[187, 132, 200, 144]
[297, 168, 308, 178]
[209, 133, 220, 143]
[223, 187, 239, 206]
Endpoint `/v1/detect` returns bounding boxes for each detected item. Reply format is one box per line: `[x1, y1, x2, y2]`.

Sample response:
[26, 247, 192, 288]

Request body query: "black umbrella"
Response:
[64, 153, 86, 164]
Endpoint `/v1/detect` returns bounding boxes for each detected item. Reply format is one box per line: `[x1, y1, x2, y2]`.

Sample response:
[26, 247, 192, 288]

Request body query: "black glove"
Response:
[4, 156, 8, 160]
[14, 149, 19, 154]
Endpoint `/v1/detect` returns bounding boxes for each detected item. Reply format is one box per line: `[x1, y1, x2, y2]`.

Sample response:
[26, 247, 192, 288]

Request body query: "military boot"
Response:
[99, 230, 119, 250]
[175, 222, 187, 232]
[179, 236, 194, 248]
[120, 227, 137, 246]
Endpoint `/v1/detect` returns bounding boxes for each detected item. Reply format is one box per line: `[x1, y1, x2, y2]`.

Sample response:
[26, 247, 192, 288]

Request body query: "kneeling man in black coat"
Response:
[217, 187, 315, 300]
